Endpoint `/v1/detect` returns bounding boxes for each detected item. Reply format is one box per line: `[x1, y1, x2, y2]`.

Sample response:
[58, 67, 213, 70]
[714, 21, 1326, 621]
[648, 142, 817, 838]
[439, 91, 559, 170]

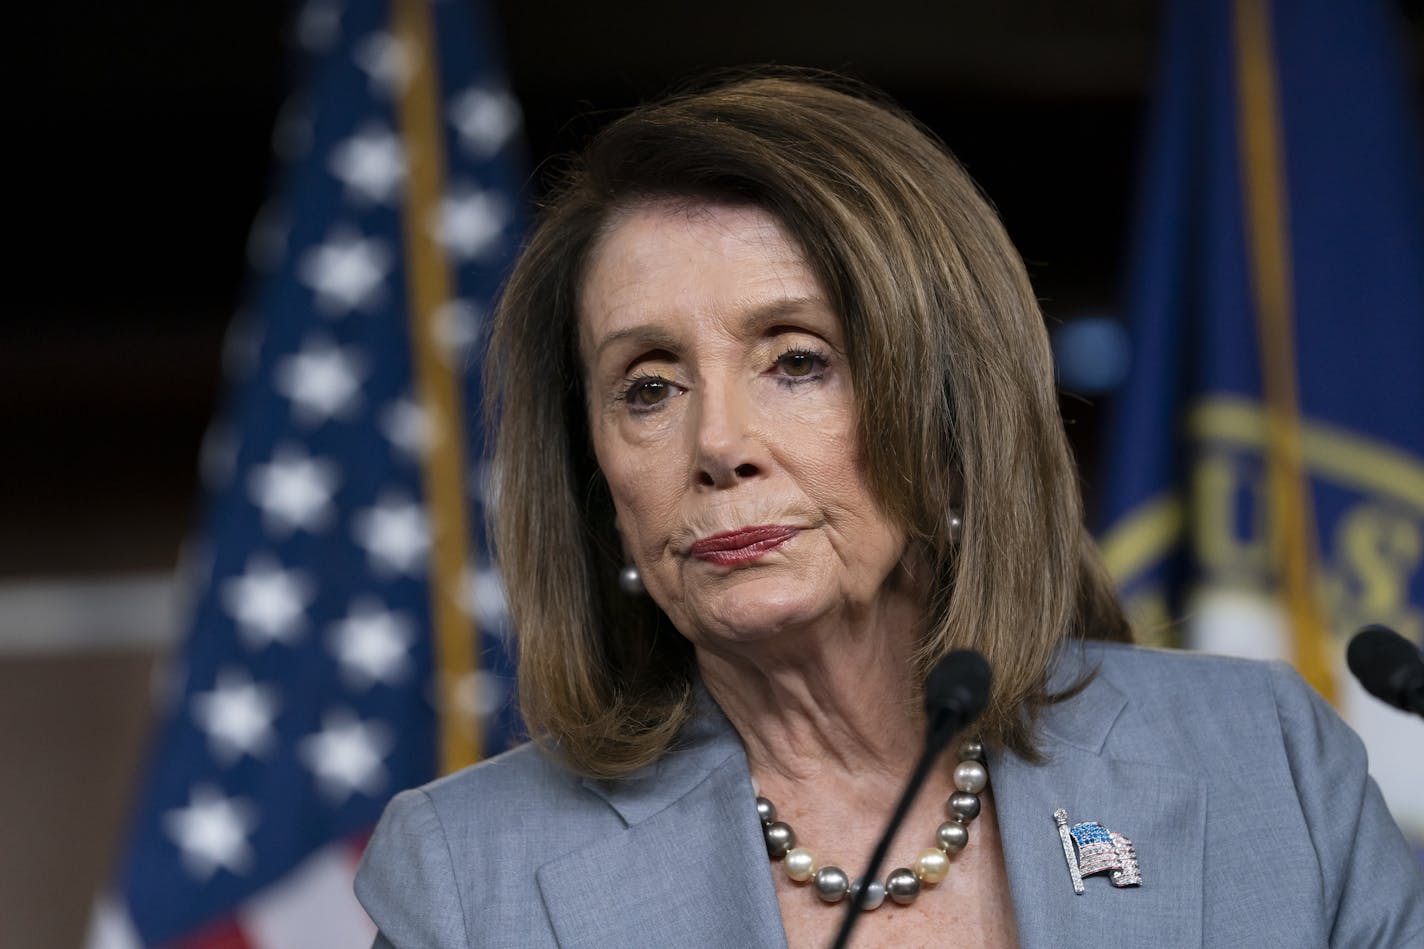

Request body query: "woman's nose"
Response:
[693, 384, 763, 488]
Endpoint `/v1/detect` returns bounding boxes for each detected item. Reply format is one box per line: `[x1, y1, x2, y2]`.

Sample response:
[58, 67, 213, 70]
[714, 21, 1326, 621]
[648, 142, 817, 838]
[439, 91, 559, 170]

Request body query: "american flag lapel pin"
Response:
[1053, 808, 1142, 894]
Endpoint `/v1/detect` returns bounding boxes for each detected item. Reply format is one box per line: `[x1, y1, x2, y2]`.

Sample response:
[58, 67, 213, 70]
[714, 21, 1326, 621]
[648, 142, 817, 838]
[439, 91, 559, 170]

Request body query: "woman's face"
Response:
[579, 200, 914, 650]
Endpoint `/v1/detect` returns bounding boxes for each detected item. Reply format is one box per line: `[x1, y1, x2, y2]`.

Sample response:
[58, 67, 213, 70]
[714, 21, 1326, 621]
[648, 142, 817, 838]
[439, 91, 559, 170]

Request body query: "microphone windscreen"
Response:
[923, 649, 991, 721]
[1347, 625, 1423, 708]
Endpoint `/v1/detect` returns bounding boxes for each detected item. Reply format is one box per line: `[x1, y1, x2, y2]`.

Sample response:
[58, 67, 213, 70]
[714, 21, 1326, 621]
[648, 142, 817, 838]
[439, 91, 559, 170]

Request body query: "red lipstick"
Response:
[689, 525, 800, 566]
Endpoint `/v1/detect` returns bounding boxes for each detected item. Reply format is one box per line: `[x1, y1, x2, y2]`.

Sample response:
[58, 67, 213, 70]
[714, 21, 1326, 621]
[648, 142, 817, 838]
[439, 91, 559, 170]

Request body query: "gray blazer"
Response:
[355, 642, 1424, 947]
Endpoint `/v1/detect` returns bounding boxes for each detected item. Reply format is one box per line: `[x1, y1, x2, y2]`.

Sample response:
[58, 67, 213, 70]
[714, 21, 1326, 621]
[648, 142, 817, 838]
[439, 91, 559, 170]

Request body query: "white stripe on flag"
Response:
[82, 894, 144, 949]
[239, 841, 376, 949]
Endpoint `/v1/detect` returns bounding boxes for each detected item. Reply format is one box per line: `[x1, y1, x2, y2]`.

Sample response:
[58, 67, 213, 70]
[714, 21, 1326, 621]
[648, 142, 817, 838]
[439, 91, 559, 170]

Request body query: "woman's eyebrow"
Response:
[737, 296, 829, 336]
[589, 324, 682, 367]
[588, 295, 832, 367]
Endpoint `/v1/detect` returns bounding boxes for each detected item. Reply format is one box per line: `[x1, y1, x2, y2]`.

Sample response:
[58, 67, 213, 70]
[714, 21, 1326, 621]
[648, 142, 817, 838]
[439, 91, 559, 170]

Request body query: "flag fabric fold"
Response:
[1099, 0, 1424, 848]
[90, 0, 526, 944]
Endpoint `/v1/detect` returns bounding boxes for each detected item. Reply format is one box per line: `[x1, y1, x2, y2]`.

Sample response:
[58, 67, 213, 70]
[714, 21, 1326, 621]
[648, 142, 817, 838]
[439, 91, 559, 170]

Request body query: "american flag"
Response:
[1070, 821, 1142, 888]
[88, 0, 524, 944]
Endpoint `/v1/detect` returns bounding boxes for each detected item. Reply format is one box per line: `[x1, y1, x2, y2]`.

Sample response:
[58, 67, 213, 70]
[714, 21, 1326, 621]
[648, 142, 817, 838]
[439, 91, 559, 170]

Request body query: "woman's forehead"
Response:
[576, 201, 829, 362]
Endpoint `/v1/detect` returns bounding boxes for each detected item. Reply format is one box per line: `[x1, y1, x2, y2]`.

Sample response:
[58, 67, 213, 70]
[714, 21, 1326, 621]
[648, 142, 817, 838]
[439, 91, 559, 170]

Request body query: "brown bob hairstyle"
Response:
[486, 71, 1130, 780]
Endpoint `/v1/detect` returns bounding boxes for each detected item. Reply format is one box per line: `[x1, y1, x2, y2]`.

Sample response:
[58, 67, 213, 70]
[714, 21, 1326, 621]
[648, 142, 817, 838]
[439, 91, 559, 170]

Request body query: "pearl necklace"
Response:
[757, 738, 987, 908]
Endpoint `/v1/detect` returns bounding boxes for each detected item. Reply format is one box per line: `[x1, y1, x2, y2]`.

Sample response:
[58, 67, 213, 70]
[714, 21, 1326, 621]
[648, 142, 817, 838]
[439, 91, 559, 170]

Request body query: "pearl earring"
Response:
[619, 563, 645, 595]
[948, 508, 963, 543]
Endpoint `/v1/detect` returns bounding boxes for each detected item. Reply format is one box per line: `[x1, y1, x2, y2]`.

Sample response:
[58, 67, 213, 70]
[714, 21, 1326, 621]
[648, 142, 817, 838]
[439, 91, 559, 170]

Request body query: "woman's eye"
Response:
[620, 376, 677, 411]
[774, 349, 828, 379]
[632, 380, 669, 405]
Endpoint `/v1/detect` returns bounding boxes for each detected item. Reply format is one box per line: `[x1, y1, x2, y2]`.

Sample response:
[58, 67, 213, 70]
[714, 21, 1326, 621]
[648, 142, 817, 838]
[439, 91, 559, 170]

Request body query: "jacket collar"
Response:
[536, 644, 1205, 947]
[535, 684, 788, 947]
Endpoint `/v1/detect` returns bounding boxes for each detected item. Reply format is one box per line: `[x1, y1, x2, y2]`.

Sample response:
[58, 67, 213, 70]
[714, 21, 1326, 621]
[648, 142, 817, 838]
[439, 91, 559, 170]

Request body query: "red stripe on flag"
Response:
[163, 915, 251, 949]
[347, 827, 375, 859]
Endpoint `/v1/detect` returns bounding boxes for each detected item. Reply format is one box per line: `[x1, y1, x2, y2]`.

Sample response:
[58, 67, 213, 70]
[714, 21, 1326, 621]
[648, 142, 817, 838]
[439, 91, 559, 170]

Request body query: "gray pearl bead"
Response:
[618, 564, 644, 594]
[948, 790, 981, 822]
[936, 819, 969, 854]
[755, 796, 776, 825]
[958, 738, 984, 762]
[849, 877, 886, 911]
[763, 820, 795, 859]
[953, 759, 989, 794]
[813, 866, 850, 903]
[885, 867, 921, 904]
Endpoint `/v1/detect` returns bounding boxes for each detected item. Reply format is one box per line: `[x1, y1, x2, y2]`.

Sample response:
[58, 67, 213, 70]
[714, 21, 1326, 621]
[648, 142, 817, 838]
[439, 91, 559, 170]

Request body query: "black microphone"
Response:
[1347, 624, 1424, 719]
[923, 649, 993, 752]
[831, 650, 991, 949]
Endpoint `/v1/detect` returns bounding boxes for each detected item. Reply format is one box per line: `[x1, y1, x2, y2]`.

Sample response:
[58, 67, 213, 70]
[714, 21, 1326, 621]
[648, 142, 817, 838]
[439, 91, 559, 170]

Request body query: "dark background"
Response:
[8, 0, 1423, 580]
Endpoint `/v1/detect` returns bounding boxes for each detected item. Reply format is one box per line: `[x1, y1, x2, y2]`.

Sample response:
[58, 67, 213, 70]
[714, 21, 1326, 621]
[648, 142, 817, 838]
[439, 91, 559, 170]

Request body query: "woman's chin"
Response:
[688, 573, 831, 645]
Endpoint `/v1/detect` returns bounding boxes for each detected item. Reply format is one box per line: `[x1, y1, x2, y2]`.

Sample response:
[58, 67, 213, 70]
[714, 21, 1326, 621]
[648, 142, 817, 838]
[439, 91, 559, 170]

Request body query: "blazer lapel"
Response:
[535, 691, 787, 948]
[994, 649, 1206, 948]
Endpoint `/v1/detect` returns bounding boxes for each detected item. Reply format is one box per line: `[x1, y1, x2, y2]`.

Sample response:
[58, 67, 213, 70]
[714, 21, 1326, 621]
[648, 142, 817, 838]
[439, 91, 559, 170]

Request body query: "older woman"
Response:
[355, 75, 1424, 947]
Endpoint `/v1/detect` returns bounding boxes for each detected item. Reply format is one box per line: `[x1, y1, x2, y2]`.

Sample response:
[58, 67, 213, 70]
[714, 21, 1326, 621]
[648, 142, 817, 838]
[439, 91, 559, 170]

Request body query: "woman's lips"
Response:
[689, 525, 800, 566]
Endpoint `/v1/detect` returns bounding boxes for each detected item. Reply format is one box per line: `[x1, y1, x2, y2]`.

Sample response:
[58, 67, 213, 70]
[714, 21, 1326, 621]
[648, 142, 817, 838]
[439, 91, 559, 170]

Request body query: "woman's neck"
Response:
[695, 606, 926, 787]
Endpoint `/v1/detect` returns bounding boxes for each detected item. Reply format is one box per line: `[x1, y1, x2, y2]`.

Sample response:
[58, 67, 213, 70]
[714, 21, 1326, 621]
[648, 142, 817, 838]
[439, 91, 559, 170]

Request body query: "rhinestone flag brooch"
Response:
[1053, 808, 1142, 894]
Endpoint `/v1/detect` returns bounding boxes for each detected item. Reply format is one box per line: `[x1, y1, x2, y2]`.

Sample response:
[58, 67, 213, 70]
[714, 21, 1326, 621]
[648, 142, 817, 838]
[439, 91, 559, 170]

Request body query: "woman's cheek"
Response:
[616, 396, 688, 445]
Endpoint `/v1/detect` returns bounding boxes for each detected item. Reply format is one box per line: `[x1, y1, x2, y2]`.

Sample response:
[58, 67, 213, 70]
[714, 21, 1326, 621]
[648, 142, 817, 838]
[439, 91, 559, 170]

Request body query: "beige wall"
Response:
[0, 650, 159, 949]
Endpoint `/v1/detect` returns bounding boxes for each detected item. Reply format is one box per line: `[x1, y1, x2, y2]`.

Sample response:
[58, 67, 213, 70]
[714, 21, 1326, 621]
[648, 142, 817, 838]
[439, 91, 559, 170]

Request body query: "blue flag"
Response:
[89, 0, 525, 944]
[1099, 0, 1424, 847]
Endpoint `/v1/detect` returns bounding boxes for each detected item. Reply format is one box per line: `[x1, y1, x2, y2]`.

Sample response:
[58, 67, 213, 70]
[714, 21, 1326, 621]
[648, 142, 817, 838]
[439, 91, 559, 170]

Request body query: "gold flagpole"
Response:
[1233, 0, 1335, 702]
[392, 0, 482, 772]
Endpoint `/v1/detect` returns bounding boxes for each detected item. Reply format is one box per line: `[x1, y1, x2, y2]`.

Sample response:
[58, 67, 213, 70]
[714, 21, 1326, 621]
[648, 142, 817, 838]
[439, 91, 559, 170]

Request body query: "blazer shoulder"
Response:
[1082, 641, 1365, 733]
[420, 740, 582, 812]
[357, 742, 629, 946]
[1086, 638, 1281, 683]
[1070, 641, 1317, 769]
[1084, 640, 1301, 714]
[398, 740, 626, 863]
[1074, 641, 1424, 944]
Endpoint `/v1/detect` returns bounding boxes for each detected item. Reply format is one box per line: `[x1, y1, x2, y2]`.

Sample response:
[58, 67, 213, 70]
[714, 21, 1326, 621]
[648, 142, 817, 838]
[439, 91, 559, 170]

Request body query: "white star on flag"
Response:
[298, 229, 392, 314]
[471, 460, 500, 510]
[461, 564, 508, 629]
[162, 785, 260, 880]
[447, 86, 521, 156]
[220, 556, 315, 648]
[329, 123, 406, 205]
[352, 494, 431, 576]
[191, 668, 281, 765]
[274, 338, 365, 425]
[353, 31, 415, 97]
[430, 298, 485, 366]
[329, 599, 414, 689]
[452, 669, 508, 719]
[379, 397, 440, 460]
[247, 444, 340, 535]
[432, 185, 508, 260]
[299, 710, 394, 802]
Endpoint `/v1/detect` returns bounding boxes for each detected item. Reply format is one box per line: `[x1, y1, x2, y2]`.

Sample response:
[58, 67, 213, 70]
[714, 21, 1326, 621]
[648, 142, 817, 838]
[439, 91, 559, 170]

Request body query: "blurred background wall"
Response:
[4, 2, 1421, 947]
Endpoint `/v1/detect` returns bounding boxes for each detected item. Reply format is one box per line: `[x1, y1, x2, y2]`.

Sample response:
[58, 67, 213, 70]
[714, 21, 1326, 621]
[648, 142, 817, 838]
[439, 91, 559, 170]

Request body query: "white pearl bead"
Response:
[784, 847, 817, 882]
[954, 759, 989, 794]
[914, 847, 950, 884]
